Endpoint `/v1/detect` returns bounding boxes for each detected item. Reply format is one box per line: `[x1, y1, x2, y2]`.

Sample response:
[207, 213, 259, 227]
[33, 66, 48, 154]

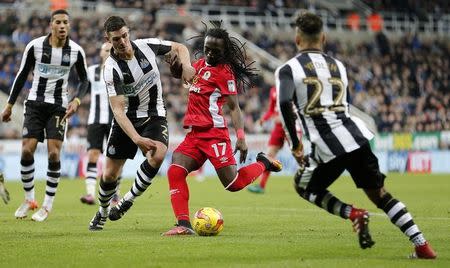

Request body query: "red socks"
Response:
[168, 164, 190, 221]
[226, 162, 266, 192]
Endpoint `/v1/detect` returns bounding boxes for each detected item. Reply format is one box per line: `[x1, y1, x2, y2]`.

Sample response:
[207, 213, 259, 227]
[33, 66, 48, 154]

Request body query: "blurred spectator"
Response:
[0, 7, 449, 139]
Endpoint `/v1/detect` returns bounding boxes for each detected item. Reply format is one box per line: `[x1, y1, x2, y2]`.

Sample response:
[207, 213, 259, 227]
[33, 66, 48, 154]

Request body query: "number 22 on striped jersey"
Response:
[303, 77, 345, 116]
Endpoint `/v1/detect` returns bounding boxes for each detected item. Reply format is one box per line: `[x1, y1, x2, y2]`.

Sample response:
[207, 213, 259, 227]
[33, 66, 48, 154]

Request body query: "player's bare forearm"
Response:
[227, 95, 244, 131]
[62, 99, 80, 122]
[171, 42, 195, 82]
[109, 95, 141, 143]
[171, 42, 191, 67]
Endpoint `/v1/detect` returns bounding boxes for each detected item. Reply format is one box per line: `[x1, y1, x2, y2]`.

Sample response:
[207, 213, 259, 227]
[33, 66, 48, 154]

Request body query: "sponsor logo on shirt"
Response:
[121, 71, 158, 97]
[227, 80, 236, 92]
[37, 63, 70, 78]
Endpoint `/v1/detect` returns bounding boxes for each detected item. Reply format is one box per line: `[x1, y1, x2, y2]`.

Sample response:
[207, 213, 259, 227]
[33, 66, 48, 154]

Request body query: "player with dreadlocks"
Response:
[162, 23, 283, 236]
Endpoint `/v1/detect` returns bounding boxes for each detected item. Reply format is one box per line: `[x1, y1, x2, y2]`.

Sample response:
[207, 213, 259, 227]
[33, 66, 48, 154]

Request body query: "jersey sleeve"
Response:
[276, 64, 300, 150]
[73, 47, 90, 99]
[8, 40, 36, 105]
[103, 63, 123, 97]
[139, 38, 172, 56]
[216, 66, 237, 95]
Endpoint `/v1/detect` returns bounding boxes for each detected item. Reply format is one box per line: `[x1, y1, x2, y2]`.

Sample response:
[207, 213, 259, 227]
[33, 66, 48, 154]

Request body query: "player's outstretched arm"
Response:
[109, 95, 156, 154]
[169, 42, 195, 83]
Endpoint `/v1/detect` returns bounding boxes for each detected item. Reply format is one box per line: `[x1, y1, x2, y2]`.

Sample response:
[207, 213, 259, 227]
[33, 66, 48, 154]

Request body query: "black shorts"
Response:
[304, 143, 386, 191]
[87, 124, 111, 151]
[23, 100, 66, 142]
[106, 116, 169, 159]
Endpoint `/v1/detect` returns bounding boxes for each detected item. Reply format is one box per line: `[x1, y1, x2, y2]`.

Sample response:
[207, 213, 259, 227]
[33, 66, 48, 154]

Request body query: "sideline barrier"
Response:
[1, 135, 449, 180]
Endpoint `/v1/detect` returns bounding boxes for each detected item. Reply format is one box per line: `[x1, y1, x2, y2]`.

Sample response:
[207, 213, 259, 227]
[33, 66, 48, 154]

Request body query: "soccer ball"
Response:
[193, 207, 224, 236]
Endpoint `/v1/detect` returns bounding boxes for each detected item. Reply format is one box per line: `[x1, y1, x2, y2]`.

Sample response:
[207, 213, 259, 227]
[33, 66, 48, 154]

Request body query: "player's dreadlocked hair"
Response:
[190, 22, 258, 93]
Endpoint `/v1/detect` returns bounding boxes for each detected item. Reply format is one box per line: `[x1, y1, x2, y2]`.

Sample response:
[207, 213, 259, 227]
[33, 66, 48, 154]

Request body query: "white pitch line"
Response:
[220, 206, 450, 221]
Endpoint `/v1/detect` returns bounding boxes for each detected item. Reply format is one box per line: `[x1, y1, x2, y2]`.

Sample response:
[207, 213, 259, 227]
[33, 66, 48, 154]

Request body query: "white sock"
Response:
[25, 189, 35, 202]
[411, 233, 427, 246]
[86, 178, 96, 196]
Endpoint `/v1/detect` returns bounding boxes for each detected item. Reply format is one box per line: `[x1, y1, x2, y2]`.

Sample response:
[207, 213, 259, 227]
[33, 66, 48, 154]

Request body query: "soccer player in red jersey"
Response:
[162, 24, 283, 236]
[248, 86, 288, 194]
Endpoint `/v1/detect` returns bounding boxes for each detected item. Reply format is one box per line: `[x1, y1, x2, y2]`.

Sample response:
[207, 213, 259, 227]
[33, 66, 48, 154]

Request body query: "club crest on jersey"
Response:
[108, 145, 116, 155]
[62, 54, 70, 63]
[227, 80, 236, 92]
[139, 59, 150, 69]
[202, 71, 211, 80]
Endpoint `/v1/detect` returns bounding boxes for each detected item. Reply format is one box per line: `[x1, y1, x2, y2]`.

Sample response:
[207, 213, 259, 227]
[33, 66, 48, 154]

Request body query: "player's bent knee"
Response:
[294, 184, 310, 200]
[225, 185, 241, 192]
[224, 178, 245, 192]
[48, 149, 61, 161]
[293, 169, 308, 198]
[21, 151, 34, 160]
[376, 191, 393, 209]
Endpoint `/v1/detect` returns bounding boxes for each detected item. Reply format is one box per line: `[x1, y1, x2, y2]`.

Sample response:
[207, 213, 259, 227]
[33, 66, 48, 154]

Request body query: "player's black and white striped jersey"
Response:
[103, 38, 172, 119]
[7, 35, 88, 108]
[87, 64, 112, 125]
[276, 49, 374, 163]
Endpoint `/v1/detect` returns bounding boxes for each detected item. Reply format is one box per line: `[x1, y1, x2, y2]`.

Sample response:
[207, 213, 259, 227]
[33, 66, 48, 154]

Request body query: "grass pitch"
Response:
[0, 173, 448, 267]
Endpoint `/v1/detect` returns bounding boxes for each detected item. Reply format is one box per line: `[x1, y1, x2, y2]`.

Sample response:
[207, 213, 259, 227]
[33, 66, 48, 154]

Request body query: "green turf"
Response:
[0, 173, 448, 267]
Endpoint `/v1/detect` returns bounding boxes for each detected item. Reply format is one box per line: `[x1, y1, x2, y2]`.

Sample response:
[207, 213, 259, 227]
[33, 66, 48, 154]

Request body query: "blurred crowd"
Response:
[362, 0, 450, 18]
[0, 7, 449, 140]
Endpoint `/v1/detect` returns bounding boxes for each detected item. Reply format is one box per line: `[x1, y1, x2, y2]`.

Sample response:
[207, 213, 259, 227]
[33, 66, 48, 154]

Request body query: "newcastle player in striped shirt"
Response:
[80, 42, 121, 206]
[89, 16, 195, 230]
[276, 12, 436, 259]
[1, 9, 89, 222]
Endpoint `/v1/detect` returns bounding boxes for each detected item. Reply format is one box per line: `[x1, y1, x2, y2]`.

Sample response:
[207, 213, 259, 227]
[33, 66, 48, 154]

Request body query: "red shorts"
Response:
[268, 122, 286, 147]
[175, 131, 236, 170]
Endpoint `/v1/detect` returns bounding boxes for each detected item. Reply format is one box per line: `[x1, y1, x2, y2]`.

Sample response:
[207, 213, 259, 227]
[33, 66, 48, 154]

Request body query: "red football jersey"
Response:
[261, 86, 279, 122]
[183, 58, 238, 137]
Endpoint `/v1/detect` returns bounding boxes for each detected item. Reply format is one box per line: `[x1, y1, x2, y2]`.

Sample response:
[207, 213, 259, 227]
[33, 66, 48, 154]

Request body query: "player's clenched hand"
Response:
[1, 105, 12, 122]
[62, 98, 80, 122]
[234, 139, 248, 164]
[182, 65, 196, 84]
[291, 144, 305, 166]
[135, 137, 157, 155]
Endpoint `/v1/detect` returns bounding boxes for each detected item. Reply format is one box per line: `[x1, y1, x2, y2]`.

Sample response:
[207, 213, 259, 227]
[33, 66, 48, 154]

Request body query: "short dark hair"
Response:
[295, 12, 323, 35]
[51, 9, 69, 21]
[104, 16, 127, 33]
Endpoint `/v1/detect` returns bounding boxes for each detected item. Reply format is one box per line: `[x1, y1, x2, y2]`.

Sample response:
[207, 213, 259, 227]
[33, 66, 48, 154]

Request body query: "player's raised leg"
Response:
[223, 152, 282, 192]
